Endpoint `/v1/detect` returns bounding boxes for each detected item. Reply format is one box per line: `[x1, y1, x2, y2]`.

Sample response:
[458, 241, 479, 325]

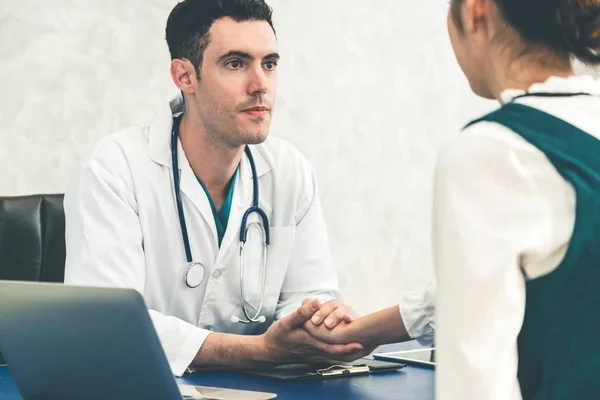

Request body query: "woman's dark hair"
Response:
[451, 0, 600, 64]
[165, 0, 275, 74]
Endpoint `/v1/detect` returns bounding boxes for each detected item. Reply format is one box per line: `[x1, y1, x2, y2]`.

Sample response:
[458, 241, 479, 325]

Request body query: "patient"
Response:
[307, 0, 600, 399]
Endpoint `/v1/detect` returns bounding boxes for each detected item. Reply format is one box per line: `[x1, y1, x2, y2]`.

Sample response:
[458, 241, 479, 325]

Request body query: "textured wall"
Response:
[1, 1, 598, 314]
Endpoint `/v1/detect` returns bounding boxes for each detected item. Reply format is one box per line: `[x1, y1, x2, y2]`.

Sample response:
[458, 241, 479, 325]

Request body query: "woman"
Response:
[305, 0, 600, 398]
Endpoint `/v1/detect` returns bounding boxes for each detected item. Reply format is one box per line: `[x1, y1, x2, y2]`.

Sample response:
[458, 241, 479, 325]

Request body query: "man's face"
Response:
[194, 17, 279, 147]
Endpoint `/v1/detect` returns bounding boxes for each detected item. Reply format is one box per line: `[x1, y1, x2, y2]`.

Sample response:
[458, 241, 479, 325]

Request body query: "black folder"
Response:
[243, 358, 406, 381]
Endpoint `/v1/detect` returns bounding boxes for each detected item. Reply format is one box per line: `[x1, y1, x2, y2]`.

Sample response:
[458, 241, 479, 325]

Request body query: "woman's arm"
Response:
[303, 305, 410, 348]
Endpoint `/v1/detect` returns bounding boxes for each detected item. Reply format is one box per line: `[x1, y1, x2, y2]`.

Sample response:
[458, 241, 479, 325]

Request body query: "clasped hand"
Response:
[260, 298, 374, 365]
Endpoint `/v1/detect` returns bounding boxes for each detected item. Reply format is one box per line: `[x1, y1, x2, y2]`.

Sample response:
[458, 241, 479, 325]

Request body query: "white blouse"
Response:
[431, 75, 600, 399]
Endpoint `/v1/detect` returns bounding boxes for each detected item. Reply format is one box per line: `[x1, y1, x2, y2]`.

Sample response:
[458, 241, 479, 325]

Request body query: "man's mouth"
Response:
[242, 106, 270, 117]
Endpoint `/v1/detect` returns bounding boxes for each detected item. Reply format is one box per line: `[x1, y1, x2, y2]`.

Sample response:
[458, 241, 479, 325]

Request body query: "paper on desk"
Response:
[178, 384, 277, 399]
[178, 385, 210, 399]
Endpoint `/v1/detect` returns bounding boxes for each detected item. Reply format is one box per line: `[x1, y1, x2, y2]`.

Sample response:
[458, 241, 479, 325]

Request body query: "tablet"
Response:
[373, 347, 435, 369]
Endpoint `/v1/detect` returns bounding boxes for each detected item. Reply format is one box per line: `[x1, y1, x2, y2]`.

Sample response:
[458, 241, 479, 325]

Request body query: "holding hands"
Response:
[259, 298, 370, 364]
[300, 298, 378, 358]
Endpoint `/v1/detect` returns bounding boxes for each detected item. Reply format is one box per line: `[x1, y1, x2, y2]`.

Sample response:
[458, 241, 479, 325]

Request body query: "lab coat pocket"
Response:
[241, 225, 295, 319]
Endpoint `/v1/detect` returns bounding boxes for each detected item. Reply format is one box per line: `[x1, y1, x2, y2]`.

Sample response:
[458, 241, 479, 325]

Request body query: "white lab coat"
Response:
[63, 95, 340, 376]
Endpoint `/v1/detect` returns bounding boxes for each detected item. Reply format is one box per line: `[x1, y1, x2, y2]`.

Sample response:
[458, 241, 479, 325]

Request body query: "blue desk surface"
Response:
[0, 342, 434, 399]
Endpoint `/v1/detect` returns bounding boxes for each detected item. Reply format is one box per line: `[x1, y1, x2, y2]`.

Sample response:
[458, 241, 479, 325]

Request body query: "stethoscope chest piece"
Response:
[185, 262, 205, 288]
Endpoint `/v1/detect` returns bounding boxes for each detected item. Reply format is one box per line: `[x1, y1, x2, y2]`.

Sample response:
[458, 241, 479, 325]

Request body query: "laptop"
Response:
[0, 281, 276, 400]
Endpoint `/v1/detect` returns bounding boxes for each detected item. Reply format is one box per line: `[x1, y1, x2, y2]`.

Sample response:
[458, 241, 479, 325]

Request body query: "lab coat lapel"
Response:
[216, 146, 271, 266]
[215, 153, 253, 265]
[176, 138, 219, 248]
[148, 95, 219, 249]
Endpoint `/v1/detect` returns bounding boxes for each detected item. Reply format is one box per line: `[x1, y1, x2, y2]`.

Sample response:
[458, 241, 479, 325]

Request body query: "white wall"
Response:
[1, 1, 598, 314]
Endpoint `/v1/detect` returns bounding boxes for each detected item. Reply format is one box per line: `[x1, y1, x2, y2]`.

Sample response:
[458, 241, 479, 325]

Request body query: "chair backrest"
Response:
[0, 194, 66, 366]
[0, 194, 66, 283]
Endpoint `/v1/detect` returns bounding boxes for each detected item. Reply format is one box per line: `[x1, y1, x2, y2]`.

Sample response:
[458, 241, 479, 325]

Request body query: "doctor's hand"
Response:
[258, 299, 370, 364]
[305, 298, 360, 329]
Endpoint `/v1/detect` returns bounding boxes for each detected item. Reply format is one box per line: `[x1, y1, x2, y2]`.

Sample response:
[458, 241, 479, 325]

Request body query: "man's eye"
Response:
[264, 61, 278, 70]
[227, 60, 243, 69]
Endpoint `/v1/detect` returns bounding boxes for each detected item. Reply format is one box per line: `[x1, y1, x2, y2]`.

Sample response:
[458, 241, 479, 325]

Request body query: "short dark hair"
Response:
[451, 0, 600, 64]
[165, 0, 275, 75]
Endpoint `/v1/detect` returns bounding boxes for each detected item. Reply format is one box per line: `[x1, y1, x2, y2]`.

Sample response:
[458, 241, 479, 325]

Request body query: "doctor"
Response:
[63, 0, 366, 376]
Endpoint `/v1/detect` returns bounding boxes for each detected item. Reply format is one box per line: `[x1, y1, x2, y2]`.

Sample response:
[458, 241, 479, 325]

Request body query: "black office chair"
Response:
[0, 194, 66, 365]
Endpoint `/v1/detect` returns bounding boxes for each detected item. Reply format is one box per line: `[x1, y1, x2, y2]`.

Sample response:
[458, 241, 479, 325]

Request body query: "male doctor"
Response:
[63, 0, 367, 376]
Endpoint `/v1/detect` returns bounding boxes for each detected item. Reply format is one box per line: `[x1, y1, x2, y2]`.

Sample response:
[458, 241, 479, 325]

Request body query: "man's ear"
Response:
[170, 59, 198, 95]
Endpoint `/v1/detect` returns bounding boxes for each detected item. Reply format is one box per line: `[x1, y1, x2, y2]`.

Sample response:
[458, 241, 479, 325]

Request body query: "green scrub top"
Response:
[196, 167, 238, 247]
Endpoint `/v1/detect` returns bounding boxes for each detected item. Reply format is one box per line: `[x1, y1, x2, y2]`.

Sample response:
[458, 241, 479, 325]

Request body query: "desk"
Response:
[0, 342, 434, 399]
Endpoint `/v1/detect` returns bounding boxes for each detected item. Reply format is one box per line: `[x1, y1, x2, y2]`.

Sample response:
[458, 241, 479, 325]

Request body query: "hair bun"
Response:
[558, 1, 600, 63]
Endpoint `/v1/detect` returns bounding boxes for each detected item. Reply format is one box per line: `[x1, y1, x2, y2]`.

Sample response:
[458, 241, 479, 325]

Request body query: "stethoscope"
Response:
[171, 115, 270, 324]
